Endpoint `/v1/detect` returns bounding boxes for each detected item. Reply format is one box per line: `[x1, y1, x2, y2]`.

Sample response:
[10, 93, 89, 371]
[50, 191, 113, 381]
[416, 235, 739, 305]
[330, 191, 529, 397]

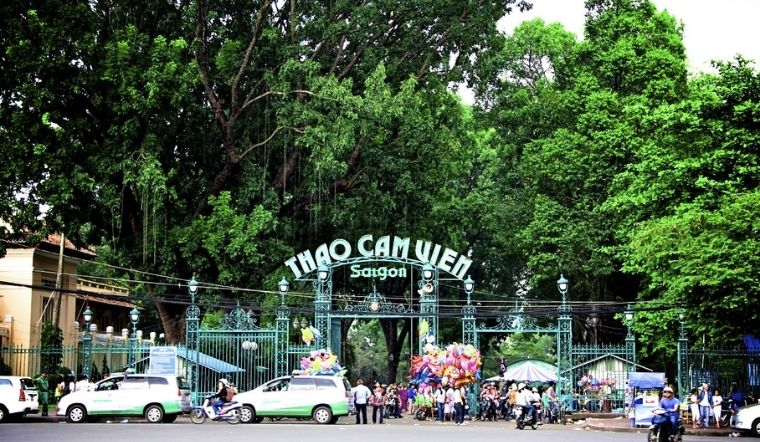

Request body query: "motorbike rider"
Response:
[531, 387, 542, 423]
[517, 383, 536, 423]
[210, 378, 232, 416]
[659, 386, 681, 440]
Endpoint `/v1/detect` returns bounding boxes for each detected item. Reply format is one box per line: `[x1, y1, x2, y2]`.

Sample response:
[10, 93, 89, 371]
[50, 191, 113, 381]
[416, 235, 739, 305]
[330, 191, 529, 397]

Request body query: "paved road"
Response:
[1, 417, 737, 442]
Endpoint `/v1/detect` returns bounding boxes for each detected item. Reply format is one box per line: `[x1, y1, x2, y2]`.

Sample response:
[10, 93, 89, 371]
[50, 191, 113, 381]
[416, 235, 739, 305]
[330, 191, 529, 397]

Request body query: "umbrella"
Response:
[502, 361, 557, 382]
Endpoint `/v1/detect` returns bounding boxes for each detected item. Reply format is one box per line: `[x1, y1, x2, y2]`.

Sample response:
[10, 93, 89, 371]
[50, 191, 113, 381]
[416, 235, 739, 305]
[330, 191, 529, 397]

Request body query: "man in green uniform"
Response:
[35, 372, 50, 416]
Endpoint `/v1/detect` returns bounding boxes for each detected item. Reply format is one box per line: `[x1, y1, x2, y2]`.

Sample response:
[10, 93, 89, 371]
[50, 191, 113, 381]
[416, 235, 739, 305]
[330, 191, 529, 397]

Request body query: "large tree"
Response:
[609, 58, 760, 354]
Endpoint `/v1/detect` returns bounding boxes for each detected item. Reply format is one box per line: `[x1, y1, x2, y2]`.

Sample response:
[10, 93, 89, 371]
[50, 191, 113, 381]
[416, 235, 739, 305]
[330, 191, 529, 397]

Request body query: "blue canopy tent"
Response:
[629, 372, 666, 389]
[629, 372, 666, 427]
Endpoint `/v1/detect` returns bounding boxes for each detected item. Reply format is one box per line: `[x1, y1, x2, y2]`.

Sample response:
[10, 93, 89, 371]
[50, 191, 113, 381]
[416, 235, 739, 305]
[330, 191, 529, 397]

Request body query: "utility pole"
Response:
[51, 232, 65, 329]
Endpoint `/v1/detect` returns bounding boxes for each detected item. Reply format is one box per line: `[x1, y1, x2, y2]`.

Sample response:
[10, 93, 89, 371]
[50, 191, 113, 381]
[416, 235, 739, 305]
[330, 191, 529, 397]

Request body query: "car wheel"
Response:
[751, 418, 760, 438]
[67, 405, 87, 423]
[162, 414, 177, 423]
[240, 405, 255, 424]
[144, 405, 164, 423]
[0, 405, 8, 423]
[313, 406, 332, 424]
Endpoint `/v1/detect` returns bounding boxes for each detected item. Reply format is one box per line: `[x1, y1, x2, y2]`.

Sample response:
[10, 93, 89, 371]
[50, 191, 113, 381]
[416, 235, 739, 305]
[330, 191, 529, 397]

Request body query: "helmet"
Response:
[518, 383, 525, 390]
[219, 378, 229, 386]
[663, 387, 673, 393]
[532, 388, 538, 393]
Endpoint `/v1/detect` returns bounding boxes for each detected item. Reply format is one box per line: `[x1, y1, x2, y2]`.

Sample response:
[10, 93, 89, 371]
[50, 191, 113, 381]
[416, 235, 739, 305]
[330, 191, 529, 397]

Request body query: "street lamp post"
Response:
[82, 307, 93, 380]
[313, 263, 331, 348]
[556, 274, 572, 398]
[624, 304, 636, 369]
[188, 276, 199, 304]
[278, 277, 289, 306]
[127, 307, 140, 370]
[556, 274, 569, 304]
[463, 275, 475, 305]
[676, 310, 688, 396]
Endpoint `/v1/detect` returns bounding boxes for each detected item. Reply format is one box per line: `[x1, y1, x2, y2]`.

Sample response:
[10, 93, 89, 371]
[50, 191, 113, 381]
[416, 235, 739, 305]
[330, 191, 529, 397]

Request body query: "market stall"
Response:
[629, 372, 666, 427]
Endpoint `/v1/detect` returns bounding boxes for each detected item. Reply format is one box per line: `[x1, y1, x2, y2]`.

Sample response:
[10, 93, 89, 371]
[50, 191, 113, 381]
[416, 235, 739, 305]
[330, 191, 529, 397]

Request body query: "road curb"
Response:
[584, 417, 735, 436]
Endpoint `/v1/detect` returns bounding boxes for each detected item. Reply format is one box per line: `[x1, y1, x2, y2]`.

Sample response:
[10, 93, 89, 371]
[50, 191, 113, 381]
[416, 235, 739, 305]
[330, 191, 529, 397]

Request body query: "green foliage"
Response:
[200, 310, 223, 329]
[40, 322, 63, 374]
[490, 333, 557, 366]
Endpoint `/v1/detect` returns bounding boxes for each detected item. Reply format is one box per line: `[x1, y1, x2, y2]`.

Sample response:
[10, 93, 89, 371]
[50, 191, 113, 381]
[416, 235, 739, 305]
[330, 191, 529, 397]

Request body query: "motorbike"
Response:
[497, 397, 511, 420]
[479, 397, 497, 421]
[720, 399, 739, 428]
[190, 396, 242, 424]
[648, 408, 685, 442]
[516, 405, 538, 430]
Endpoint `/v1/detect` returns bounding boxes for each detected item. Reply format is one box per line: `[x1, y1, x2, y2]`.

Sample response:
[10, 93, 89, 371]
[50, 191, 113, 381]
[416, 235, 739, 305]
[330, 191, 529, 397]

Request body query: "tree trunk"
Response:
[380, 318, 410, 384]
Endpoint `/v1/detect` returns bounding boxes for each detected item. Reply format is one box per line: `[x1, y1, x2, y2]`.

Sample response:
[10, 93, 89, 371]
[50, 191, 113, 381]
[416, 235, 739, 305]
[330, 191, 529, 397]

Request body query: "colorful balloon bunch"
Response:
[409, 341, 481, 389]
[299, 349, 346, 376]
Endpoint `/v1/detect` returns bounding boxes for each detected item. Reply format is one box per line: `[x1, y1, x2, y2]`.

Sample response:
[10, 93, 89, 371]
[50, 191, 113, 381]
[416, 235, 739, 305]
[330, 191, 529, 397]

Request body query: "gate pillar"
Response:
[462, 304, 477, 347]
[275, 305, 289, 377]
[418, 263, 438, 353]
[184, 304, 200, 401]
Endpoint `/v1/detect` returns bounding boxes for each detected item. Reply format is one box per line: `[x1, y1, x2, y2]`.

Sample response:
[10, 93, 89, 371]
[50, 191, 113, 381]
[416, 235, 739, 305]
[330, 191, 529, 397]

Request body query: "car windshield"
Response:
[20, 378, 37, 390]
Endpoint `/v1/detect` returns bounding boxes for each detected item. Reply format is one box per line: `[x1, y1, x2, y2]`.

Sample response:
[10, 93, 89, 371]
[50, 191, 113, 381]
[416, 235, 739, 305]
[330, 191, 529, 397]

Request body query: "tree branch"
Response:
[239, 126, 305, 159]
[230, 0, 274, 118]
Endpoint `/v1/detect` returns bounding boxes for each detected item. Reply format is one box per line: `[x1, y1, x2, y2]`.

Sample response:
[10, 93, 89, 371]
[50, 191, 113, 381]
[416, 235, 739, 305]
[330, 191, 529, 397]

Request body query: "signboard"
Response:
[148, 346, 178, 375]
[284, 234, 472, 279]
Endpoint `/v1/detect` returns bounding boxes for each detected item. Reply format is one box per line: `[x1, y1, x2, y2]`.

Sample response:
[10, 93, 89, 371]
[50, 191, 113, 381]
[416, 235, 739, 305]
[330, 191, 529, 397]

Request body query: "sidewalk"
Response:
[582, 415, 734, 436]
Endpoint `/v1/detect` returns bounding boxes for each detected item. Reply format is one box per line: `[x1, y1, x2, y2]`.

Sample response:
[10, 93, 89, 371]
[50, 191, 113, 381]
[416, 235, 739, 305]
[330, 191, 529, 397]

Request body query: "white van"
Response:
[235, 375, 351, 424]
[56, 374, 191, 423]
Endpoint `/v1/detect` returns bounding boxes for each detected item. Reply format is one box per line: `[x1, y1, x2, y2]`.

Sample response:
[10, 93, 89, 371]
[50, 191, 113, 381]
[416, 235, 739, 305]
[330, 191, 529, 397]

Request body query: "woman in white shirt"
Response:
[689, 389, 700, 428]
[712, 389, 723, 428]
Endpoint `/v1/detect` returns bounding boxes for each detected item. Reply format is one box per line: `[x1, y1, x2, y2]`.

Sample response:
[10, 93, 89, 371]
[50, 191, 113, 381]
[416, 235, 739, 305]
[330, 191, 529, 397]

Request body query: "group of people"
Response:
[34, 372, 96, 416]
[350, 379, 409, 424]
[686, 383, 748, 429]
[351, 379, 468, 425]
[657, 383, 750, 441]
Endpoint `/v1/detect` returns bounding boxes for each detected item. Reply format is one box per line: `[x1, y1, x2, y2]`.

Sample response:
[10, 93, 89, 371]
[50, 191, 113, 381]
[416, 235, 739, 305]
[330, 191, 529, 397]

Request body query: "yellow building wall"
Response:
[0, 248, 80, 348]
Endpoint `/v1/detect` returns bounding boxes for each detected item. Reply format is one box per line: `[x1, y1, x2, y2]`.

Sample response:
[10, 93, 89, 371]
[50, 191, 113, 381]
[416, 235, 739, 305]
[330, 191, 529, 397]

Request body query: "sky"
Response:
[498, 0, 760, 73]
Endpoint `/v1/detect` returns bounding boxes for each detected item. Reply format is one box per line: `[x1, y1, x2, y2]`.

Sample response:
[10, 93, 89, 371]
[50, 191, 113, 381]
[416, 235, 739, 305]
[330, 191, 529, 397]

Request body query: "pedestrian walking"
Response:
[713, 389, 723, 428]
[352, 379, 371, 424]
[34, 372, 50, 416]
[371, 382, 385, 424]
[698, 383, 713, 428]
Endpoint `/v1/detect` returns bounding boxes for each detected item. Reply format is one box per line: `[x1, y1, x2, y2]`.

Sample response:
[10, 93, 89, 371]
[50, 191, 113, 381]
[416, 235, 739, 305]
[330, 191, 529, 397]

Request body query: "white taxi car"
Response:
[56, 373, 191, 423]
[733, 403, 760, 437]
[235, 375, 351, 424]
[0, 376, 39, 422]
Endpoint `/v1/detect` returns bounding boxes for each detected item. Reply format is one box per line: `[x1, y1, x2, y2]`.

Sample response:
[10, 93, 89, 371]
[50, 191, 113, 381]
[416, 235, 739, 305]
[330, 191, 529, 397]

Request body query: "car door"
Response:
[88, 378, 122, 414]
[286, 377, 317, 417]
[118, 376, 149, 415]
[257, 377, 291, 416]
